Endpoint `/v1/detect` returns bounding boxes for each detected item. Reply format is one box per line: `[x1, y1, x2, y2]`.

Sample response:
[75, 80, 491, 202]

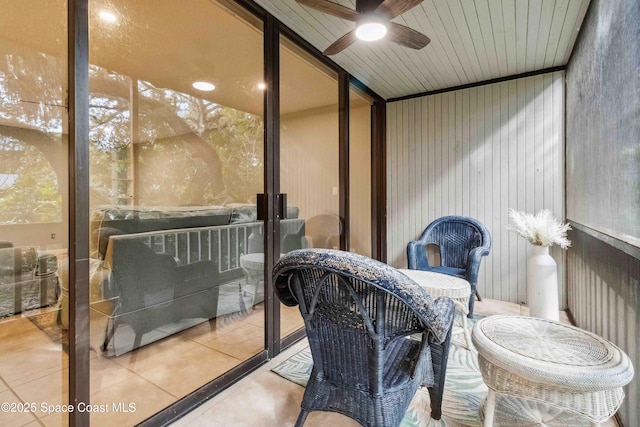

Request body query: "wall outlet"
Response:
[51, 233, 55, 239]
[332, 186, 338, 196]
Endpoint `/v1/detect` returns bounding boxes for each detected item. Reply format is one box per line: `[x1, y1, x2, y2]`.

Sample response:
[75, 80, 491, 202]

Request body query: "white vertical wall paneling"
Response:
[427, 96, 436, 226]
[387, 71, 566, 306]
[402, 101, 410, 259]
[516, 78, 527, 303]
[507, 80, 519, 302]
[388, 102, 397, 262]
[462, 90, 470, 216]
[499, 82, 510, 302]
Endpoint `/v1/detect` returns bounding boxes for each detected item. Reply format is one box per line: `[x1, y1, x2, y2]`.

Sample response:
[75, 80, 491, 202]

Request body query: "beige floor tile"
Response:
[39, 411, 69, 427]
[0, 345, 66, 387]
[474, 298, 522, 317]
[280, 306, 304, 336]
[89, 356, 143, 393]
[12, 369, 68, 418]
[178, 311, 257, 344]
[474, 299, 573, 326]
[138, 345, 242, 398]
[202, 370, 304, 427]
[0, 318, 57, 356]
[176, 319, 221, 343]
[0, 389, 40, 426]
[109, 334, 201, 374]
[172, 412, 226, 427]
[201, 322, 264, 360]
[0, 317, 34, 339]
[238, 304, 265, 327]
[89, 375, 175, 426]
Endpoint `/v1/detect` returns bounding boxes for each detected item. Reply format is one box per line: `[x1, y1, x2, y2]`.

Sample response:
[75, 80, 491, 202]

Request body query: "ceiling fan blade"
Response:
[296, 0, 360, 21]
[375, 0, 423, 20]
[387, 22, 430, 49]
[323, 30, 358, 55]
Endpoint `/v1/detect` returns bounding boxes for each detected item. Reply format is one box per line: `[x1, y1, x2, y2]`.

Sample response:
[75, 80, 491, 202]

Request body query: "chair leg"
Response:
[468, 290, 476, 318]
[427, 326, 453, 420]
[295, 410, 309, 427]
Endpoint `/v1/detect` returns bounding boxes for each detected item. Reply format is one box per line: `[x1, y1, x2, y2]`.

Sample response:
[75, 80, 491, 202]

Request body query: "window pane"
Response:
[279, 36, 340, 338]
[88, 1, 264, 423]
[349, 87, 372, 257]
[0, 1, 69, 425]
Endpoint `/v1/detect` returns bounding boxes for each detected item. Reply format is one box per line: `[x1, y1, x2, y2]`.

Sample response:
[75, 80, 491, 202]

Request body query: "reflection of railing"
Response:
[143, 222, 262, 282]
[103, 217, 305, 287]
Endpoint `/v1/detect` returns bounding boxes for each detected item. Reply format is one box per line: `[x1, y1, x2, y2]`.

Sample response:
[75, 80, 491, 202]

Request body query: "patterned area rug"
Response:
[28, 309, 69, 353]
[272, 319, 486, 427]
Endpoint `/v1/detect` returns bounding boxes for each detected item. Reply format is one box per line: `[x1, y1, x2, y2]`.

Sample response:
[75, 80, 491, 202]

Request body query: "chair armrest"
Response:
[465, 245, 490, 284]
[407, 240, 432, 270]
[420, 296, 455, 345]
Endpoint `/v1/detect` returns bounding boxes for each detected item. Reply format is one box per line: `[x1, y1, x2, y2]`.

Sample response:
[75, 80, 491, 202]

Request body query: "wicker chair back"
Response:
[407, 216, 491, 317]
[273, 249, 455, 427]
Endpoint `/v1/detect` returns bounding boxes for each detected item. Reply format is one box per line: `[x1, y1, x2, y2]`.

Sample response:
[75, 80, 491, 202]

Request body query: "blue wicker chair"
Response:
[273, 249, 455, 427]
[407, 216, 491, 318]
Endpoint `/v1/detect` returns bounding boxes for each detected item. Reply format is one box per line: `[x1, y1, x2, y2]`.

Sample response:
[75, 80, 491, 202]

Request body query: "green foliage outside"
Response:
[0, 136, 62, 224]
[1, 59, 264, 224]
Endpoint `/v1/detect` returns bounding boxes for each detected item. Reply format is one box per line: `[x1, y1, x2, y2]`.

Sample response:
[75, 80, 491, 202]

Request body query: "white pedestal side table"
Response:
[239, 253, 285, 305]
[472, 315, 634, 427]
[399, 269, 473, 349]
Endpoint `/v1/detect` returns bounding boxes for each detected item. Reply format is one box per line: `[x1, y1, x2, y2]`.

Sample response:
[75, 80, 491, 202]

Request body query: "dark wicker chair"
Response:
[273, 249, 455, 427]
[407, 216, 491, 318]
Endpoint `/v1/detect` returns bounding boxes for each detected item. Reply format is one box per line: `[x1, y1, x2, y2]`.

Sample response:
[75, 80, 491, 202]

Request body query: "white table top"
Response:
[472, 315, 634, 391]
[398, 268, 471, 300]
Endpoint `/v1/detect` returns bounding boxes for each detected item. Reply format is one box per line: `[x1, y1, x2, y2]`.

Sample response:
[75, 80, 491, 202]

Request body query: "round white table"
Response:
[398, 268, 473, 349]
[472, 315, 634, 426]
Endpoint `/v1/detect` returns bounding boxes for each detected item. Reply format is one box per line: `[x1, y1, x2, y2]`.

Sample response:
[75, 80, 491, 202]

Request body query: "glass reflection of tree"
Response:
[1, 45, 265, 221]
[0, 136, 61, 224]
[0, 46, 64, 225]
[89, 67, 264, 208]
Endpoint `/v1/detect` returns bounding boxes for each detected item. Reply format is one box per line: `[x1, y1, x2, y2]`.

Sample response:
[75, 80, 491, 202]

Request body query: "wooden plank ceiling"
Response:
[254, 0, 591, 100]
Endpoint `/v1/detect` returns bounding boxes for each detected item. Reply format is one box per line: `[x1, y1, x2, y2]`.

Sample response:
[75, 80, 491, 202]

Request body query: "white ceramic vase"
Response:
[526, 244, 559, 321]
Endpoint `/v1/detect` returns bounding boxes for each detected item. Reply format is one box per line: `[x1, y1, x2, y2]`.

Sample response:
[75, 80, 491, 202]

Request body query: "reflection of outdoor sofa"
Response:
[84, 204, 305, 356]
[0, 243, 59, 318]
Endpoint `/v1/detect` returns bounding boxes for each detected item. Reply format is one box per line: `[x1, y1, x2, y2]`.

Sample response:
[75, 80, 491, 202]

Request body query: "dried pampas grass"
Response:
[507, 209, 571, 249]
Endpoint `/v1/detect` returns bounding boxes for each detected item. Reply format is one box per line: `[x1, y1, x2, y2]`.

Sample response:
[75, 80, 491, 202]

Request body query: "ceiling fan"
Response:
[296, 0, 431, 55]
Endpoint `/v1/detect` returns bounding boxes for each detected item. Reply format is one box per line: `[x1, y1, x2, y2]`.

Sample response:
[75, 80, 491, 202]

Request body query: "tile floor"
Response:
[0, 298, 617, 427]
[0, 299, 302, 427]
[168, 299, 617, 427]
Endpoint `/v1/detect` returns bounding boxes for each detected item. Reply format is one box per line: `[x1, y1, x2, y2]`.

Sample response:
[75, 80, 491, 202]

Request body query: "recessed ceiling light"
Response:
[257, 82, 266, 90]
[355, 15, 387, 42]
[99, 10, 118, 23]
[193, 81, 216, 91]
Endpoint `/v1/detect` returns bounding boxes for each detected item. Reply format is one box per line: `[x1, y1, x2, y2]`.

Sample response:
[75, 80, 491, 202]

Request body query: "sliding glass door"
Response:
[87, 1, 265, 424]
[0, 0, 377, 424]
[0, 1, 69, 425]
[278, 36, 341, 338]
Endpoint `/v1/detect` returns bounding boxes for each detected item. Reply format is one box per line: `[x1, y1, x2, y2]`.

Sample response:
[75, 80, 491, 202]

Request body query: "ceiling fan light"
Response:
[355, 15, 387, 41]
